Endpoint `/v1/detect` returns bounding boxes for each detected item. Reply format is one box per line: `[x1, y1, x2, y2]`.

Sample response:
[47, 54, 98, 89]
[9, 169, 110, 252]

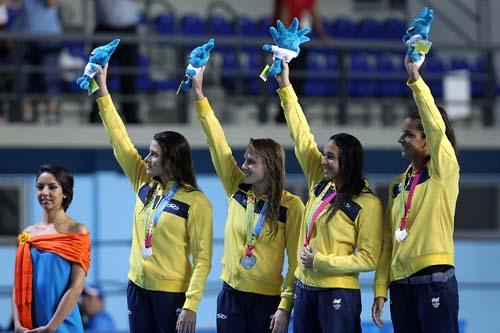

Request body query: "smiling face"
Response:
[36, 172, 65, 211]
[322, 140, 340, 182]
[241, 147, 266, 187]
[399, 117, 429, 160]
[144, 139, 169, 179]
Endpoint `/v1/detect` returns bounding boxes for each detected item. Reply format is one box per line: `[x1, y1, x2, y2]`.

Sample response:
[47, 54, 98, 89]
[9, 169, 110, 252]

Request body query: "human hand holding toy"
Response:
[403, 7, 433, 64]
[261, 18, 310, 79]
[178, 38, 215, 94]
[76, 39, 120, 93]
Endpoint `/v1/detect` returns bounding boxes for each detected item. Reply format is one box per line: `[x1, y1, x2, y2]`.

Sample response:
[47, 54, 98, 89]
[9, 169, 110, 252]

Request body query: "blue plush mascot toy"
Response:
[180, 38, 215, 92]
[403, 7, 433, 63]
[76, 38, 120, 91]
[262, 18, 310, 76]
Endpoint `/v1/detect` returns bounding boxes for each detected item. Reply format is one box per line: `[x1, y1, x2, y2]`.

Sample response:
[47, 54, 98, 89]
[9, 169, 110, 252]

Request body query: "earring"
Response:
[63, 195, 67, 199]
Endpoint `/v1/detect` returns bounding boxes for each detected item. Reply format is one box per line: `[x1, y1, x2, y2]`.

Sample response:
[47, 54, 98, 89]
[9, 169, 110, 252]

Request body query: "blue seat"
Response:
[153, 13, 176, 35]
[471, 56, 487, 97]
[382, 18, 406, 40]
[7, 7, 19, 29]
[239, 51, 263, 95]
[303, 52, 328, 96]
[348, 54, 376, 96]
[424, 55, 446, 98]
[238, 15, 259, 36]
[209, 14, 234, 36]
[356, 17, 383, 40]
[450, 56, 470, 71]
[180, 13, 206, 35]
[331, 17, 356, 39]
[220, 51, 240, 93]
[375, 53, 406, 96]
[136, 55, 151, 92]
[257, 17, 272, 37]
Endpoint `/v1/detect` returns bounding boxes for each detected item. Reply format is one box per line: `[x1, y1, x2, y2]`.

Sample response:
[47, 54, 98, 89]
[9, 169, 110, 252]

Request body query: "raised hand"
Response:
[403, 7, 433, 63]
[181, 38, 215, 91]
[263, 18, 310, 76]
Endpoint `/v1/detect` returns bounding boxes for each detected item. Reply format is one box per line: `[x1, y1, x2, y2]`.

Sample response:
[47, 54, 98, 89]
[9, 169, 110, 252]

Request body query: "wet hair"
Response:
[144, 131, 199, 208]
[37, 164, 74, 211]
[406, 106, 457, 153]
[327, 133, 369, 218]
[248, 138, 285, 238]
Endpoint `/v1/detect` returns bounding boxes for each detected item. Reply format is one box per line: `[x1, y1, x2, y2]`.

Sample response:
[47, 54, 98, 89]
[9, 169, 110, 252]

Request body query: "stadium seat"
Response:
[237, 15, 259, 37]
[356, 17, 383, 40]
[153, 13, 176, 35]
[220, 51, 240, 93]
[471, 56, 487, 97]
[424, 54, 446, 98]
[330, 17, 356, 39]
[348, 53, 376, 96]
[180, 13, 207, 35]
[375, 53, 406, 96]
[208, 14, 234, 36]
[382, 18, 406, 40]
[136, 54, 151, 92]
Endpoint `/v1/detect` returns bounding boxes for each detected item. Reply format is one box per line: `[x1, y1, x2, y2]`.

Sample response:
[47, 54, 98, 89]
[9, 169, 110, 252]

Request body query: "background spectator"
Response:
[80, 284, 116, 331]
[14, 0, 63, 124]
[89, 0, 141, 124]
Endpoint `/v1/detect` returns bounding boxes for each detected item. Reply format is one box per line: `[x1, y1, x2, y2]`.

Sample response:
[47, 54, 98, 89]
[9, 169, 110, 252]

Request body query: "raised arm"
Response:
[94, 65, 149, 192]
[192, 67, 244, 197]
[275, 61, 324, 189]
[405, 56, 459, 178]
[312, 196, 384, 274]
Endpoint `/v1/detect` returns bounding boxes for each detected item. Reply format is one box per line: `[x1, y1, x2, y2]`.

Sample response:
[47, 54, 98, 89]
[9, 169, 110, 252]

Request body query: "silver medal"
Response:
[395, 229, 408, 243]
[240, 254, 257, 269]
[141, 246, 153, 260]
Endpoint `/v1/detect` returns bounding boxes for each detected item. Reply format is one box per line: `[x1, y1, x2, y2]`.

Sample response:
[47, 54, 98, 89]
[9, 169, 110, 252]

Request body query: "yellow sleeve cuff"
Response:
[194, 97, 211, 115]
[312, 252, 328, 272]
[407, 76, 430, 94]
[278, 296, 293, 312]
[276, 84, 297, 100]
[374, 283, 388, 299]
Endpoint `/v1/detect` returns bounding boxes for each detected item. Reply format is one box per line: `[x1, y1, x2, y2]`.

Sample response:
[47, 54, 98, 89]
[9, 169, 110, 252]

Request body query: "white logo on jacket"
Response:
[333, 298, 342, 310]
[167, 203, 179, 210]
[432, 297, 440, 308]
[217, 313, 227, 319]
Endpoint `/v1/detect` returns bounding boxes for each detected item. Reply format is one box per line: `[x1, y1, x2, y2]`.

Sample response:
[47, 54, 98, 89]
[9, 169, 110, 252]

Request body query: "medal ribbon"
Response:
[144, 184, 179, 249]
[244, 194, 269, 258]
[398, 167, 423, 231]
[304, 188, 337, 247]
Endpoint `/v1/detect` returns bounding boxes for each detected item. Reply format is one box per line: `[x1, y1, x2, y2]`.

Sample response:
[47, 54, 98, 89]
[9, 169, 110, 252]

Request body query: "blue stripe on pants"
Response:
[389, 275, 459, 333]
[127, 280, 185, 333]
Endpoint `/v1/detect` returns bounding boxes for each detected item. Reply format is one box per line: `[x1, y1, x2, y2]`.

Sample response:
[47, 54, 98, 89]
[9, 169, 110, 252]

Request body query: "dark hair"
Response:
[37, 164, 74, 211]
[407, 106, 457, 153]
[328, 133, 368, 218]
[248, 138, 285, 238]
[144, 131, 198, 208]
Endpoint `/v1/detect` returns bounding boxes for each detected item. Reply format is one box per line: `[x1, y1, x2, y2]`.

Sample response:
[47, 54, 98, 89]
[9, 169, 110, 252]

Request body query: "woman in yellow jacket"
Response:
[274, 61, 384, 333]
[191, 67, 304, 333]
[372, 55, 459, 333]
[94, 65, 213, 333]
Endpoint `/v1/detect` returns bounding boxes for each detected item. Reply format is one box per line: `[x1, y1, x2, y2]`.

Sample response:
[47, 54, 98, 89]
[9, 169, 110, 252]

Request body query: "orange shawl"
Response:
[14, 233, 91, 329]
